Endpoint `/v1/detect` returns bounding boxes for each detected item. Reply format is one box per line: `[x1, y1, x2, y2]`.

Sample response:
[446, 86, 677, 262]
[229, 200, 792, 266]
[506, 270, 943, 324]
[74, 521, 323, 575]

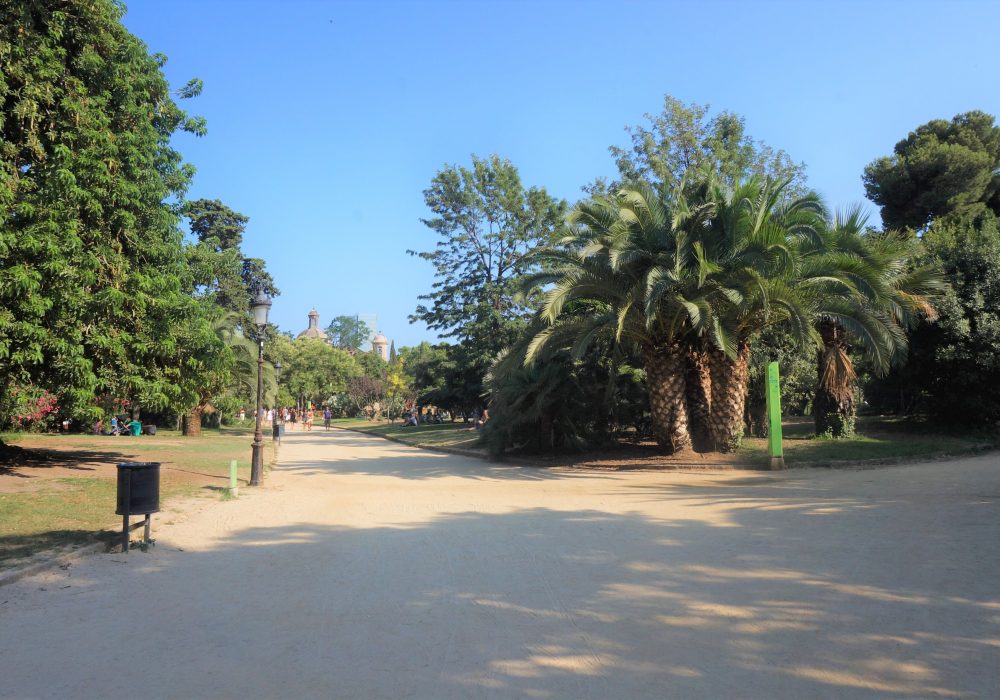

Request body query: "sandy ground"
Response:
[1, 431, 998, 699]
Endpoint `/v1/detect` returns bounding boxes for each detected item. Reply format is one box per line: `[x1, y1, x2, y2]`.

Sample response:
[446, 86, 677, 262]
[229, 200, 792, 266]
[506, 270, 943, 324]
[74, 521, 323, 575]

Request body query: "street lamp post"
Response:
[273, 361, 282, 444]
[249, 289, 271, 487]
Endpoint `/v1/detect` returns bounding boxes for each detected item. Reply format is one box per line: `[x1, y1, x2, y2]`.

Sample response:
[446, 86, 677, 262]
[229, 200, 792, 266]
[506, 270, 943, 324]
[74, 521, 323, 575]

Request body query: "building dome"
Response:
[297, 308, 328, 340]
[372, 332, 389, 360]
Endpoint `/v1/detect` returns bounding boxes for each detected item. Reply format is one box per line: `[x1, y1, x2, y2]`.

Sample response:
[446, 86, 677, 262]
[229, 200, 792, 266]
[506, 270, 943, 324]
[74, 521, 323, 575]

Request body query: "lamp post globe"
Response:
[249, 290, 271, 487]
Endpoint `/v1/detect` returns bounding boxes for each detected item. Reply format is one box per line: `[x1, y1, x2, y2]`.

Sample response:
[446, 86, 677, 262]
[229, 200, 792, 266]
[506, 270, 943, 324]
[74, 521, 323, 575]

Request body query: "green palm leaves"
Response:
[525, 177, 821, 452]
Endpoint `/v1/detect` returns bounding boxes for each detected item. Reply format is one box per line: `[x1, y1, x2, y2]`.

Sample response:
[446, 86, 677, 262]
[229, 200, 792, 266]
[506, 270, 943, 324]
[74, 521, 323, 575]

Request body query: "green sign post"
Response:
[765, 361, 784, 470]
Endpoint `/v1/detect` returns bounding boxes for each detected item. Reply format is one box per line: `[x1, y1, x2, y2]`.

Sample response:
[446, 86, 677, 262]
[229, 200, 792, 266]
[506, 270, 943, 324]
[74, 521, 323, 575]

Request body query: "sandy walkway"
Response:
[1, 430, 998, 699]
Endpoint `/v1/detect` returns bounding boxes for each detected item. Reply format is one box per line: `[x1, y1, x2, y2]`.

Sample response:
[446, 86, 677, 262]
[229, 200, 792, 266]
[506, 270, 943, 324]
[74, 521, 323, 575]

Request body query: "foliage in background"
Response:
[325, 315, 372, 351]
[409, 155, 566, 409]
[280, 339, 361, 411]
[884, 213, 1000, 427]
[600, 95, 807, 197]
[863, 111, 1000, 231]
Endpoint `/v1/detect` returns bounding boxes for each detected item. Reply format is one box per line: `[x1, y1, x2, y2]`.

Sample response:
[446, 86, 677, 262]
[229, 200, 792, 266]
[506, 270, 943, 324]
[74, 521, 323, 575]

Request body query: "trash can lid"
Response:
[116, 462, 161, 469]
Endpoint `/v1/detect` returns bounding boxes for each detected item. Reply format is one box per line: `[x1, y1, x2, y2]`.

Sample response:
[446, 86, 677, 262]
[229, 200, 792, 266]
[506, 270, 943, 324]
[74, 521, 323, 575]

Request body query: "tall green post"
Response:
[765, 361, 784, 470]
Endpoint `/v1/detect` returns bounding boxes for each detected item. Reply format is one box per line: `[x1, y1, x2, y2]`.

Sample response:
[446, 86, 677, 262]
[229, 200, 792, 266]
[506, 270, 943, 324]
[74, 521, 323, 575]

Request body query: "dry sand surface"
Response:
[1, 430, 999, 699]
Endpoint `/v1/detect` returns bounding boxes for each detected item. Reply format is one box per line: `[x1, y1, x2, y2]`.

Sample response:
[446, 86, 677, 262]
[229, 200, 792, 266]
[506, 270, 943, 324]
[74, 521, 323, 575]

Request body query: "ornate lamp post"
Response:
[249, 289, 271, 486]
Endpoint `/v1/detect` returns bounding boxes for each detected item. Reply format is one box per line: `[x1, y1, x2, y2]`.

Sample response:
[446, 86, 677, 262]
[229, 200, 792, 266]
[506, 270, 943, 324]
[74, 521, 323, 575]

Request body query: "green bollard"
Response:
[765, 362, 785, 470]
[229, 459, 239, 496]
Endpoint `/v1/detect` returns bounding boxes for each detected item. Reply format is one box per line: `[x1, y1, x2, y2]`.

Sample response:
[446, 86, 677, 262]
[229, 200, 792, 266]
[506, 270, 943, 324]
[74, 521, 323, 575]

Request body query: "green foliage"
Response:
[863, 111, 1000, 231]
[397, 342, 450, 406]
[356, 351, 388, 380]
[744, 328, 815, 436]
[325, 315, 371, 351]
[895, 213, 1000, 427]
[605, 95, 807, 196]
[409, 155, 566, 406]
[483, 322, 644, 457]
[0, 0, 203, 423]
[281, 339, 362, 409]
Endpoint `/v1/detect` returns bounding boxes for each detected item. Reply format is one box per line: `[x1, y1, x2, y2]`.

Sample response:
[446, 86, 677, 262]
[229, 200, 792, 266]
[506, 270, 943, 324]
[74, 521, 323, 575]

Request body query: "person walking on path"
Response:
[323, 407, 332, 430]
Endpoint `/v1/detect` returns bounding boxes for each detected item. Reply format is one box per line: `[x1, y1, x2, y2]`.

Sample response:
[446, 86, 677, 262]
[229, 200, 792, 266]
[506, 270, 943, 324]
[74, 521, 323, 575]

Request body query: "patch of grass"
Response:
[0, 430, 259, 566]
[737, 416, 996, 467]
[333, 420, 483, 451]
[0, 478, 119, 564]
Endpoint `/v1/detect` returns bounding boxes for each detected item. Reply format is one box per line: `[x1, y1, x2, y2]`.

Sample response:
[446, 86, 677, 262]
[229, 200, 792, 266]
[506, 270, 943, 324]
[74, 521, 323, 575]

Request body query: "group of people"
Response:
[94, 415, 143, 436]
[401, 407, 489, 430]
[243, 406, 334, 431]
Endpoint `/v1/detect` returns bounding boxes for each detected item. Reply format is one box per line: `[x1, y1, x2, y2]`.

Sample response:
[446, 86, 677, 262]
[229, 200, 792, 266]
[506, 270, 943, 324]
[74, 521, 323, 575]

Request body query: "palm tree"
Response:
[524, 183, 728, 453]
[694, 176, 826, 451]
[803, 207, 944, 435]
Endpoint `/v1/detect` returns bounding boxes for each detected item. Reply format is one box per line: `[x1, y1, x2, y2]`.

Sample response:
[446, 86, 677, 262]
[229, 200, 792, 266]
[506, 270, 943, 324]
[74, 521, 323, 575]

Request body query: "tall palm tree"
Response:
[523, 183, 729, 453]
[694, 176, 826, 451]
[803, 207, 944, 435]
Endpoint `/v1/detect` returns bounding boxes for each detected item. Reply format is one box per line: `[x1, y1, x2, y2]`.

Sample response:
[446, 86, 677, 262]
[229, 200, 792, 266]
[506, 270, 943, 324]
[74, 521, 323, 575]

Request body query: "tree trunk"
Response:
[685, 346, 714, 453]
[709, 342, 752, 452]
[814, 319, 856, 437]
[643, 342, 692, 454]
[182, 405, 204, 437]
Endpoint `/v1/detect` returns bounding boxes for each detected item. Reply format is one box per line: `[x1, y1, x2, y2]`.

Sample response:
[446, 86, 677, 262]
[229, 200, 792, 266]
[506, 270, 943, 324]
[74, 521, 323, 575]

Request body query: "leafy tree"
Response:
[604, 95, 806, 197]
[409, 155, 566, 404]
[0, 0, 204, 430]
[863, 111, 1000, 231]
[899, 213, 1000, 427]
[325, 315, 372, 350]
[356, 351, 388, 380]
[397, 342, 451, 407]
[281, 339, 362, 410]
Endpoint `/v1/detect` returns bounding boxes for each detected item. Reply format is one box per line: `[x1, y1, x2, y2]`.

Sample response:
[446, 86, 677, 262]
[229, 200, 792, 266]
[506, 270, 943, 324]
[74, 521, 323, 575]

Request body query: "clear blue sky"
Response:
[122, 0, 1000, 348]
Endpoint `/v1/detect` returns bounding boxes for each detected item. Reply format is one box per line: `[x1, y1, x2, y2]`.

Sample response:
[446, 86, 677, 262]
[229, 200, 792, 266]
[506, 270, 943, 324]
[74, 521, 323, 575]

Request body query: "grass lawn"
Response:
[330, 418, 484, 451]
[0, 428, 275, 567]
[332, 415, 996, 470]
[739, 416, 998, 466]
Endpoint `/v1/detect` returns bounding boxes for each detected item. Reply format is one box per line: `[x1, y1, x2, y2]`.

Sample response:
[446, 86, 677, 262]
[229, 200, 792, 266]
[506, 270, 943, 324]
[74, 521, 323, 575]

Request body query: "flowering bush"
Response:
[9, 388, 60, 432]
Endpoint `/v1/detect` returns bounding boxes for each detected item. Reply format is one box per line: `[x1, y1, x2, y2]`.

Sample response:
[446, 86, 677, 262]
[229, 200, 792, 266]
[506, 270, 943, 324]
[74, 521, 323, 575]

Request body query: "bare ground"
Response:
[1, 430, 998, 699]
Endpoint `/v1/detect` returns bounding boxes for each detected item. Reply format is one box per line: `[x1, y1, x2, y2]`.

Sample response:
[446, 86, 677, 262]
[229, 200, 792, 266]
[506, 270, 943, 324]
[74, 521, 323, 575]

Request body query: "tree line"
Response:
[406, 99, 1000, 456]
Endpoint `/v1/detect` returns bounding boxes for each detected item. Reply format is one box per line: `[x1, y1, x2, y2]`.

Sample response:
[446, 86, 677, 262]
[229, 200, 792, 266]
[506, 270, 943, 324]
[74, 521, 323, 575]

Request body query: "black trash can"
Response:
[116, 462, 160, 515]
[142, 424, 157, 436]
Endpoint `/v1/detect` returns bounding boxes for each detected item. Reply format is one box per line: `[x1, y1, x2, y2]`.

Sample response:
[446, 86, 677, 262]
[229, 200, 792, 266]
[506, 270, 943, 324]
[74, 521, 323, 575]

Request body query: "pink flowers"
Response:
[10, 389, 60, 431]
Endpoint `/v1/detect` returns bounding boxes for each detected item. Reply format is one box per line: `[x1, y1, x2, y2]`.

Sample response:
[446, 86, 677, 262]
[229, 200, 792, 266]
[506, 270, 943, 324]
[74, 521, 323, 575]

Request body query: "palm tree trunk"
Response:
[643, 342, 692, 453]
[814, 319, 856, 437]
[685, 346, 714, 453]
[182, 405, 204, 437]
[709, 342, 752, 452]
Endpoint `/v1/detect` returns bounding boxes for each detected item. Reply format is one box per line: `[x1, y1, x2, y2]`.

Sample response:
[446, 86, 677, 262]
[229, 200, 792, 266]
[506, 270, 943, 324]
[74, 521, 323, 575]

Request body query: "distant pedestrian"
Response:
[323, 408, 332, 430]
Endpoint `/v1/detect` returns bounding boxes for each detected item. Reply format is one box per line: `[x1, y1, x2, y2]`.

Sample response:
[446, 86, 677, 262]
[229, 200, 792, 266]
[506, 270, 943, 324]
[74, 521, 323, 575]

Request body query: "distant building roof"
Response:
[297, 309, 328, 340]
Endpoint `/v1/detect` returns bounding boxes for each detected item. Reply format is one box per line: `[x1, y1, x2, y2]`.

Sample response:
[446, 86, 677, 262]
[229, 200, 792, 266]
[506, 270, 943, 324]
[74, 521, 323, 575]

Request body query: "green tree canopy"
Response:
[409, 154, 567, 353]
[0, 0, 205, 424]
[281, 339, 362, 409]
[605, 95, 806, 196]
[863, 111, 1000, 231]
[325, 315, 371, 351]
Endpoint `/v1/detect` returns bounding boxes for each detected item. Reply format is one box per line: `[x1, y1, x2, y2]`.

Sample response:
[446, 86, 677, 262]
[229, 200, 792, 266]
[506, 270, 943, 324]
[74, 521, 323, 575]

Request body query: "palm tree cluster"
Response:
[496, 174, 943, 455]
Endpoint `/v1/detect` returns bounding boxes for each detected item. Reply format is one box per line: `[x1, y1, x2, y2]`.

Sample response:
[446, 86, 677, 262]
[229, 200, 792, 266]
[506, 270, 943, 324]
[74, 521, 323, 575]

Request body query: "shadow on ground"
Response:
[5, 444, 996, 698]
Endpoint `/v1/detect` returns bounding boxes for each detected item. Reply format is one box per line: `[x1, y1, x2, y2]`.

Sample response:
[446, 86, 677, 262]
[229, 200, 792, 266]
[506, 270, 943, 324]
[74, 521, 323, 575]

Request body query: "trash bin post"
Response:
[116, 462, 160, 553]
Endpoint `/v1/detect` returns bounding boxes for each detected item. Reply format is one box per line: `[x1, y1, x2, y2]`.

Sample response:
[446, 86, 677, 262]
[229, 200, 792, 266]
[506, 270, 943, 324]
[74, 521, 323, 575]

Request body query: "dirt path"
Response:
[1, 431, 998, 698]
